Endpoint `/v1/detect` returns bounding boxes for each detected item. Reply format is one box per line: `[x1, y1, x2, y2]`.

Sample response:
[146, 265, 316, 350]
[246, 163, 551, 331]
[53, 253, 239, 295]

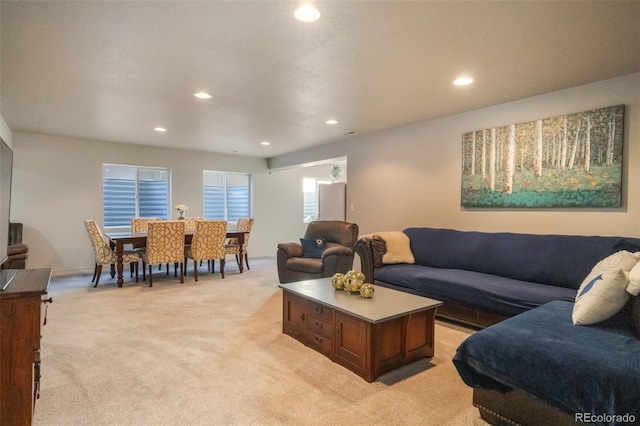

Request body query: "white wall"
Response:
[10, 133, 338, 274]
[270, 73, 640, 238]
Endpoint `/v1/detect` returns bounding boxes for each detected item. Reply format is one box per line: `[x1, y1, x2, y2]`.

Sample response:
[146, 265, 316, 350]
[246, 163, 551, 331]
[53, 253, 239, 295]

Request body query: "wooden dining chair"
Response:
[141, 220, 186, 287]
[225, 218, 254, 271]
[84, 220, 139, 287]
[185, 220, 228, 281]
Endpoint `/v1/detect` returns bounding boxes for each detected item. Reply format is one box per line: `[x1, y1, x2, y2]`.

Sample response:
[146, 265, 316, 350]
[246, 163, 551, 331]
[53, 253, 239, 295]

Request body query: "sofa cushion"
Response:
[453, 300, 640, 418]
[374, 264, 575, 316]
[403, 227, 640, 290]
[632, 297, 640, 338]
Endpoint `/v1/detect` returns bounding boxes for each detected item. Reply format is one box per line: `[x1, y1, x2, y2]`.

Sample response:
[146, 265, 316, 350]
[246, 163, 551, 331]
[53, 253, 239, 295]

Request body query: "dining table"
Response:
[106, 229, 248, 287]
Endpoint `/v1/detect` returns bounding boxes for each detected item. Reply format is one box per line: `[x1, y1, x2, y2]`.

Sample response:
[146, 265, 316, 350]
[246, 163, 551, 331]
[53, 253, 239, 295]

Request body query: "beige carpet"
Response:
[34, 258, 486, 426]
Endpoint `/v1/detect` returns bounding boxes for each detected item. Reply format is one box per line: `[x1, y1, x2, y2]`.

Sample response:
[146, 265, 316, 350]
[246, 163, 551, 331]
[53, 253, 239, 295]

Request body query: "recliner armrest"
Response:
[321, 246, 353, 258]
[277, 242, 303, 258]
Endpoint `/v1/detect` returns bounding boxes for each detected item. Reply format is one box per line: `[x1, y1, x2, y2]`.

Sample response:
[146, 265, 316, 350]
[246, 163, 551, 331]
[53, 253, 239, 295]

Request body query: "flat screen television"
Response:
[0, 136, 16, 290]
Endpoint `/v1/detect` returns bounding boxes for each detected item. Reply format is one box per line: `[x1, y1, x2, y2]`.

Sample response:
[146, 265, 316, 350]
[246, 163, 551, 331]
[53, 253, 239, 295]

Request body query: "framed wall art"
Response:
[461, 104, 624, 208]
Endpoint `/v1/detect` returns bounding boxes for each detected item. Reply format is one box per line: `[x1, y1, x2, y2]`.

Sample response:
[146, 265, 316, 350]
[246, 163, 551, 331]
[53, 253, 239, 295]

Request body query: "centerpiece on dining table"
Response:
[175, 204, 188, 219]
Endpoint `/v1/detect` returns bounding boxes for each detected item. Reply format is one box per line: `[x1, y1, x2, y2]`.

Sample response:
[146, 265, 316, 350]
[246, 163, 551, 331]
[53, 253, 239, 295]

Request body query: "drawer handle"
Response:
[315, 306, 323, 314]
[315, 321, 322, 329]
[314, 336, 323, 344]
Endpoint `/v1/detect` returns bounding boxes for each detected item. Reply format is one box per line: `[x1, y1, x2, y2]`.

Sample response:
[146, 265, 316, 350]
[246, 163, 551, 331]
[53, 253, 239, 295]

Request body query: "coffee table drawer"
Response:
[306, 314, 332, 338]
[305, 300, 333, 322]
[306, 329, 333, 356]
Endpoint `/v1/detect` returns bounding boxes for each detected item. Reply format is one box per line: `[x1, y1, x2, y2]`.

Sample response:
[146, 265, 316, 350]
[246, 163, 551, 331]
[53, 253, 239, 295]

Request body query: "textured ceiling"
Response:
[1, 1, 639, 158]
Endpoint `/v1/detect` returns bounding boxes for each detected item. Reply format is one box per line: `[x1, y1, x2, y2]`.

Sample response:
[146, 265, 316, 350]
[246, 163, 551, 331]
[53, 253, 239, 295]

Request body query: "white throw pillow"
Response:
[573, 268, 630, 325]
[587, 250, 638, 274]
[628, 262, 640, 296]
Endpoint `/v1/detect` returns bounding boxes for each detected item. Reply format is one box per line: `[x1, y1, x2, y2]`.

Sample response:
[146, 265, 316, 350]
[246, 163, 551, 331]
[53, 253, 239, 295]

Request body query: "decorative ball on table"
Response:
[175, 204, 188, 220]
[331, 273, 346, 290]
[359, 283, 375, 298]
[344, 270, 365, 294]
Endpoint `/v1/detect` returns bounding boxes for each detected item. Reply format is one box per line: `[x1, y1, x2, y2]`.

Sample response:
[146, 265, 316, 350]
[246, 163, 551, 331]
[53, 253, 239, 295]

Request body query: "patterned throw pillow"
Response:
[300, 238, 327, 258]
[572, 251, 638, 326]
[573, 268, 630, 325]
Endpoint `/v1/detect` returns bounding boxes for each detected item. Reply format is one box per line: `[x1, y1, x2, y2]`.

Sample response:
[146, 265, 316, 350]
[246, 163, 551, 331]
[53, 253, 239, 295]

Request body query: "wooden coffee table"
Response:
[279, 278, 442, 382]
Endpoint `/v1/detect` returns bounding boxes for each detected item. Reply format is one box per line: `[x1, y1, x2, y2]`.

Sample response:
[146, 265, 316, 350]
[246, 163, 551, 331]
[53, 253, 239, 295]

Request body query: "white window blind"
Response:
[103, 164, 170, 227]
[203, 171, 250, 221]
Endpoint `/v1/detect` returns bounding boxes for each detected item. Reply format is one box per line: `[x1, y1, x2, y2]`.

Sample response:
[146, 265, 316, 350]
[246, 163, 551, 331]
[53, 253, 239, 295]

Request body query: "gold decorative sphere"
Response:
[344, 270, 365, 293]
[360, 283, 375, 298]
[331, 273, 346, 290]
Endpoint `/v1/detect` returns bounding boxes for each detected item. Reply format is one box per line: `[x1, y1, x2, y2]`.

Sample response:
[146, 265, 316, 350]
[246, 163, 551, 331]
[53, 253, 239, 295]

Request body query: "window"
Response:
[203, 171, 251, 222]
[103, 164, 170, 227]
[303, 177, 332, 223]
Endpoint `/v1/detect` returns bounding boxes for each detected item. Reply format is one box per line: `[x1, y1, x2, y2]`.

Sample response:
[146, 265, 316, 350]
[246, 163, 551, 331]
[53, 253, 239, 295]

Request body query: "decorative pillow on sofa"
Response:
[572, 251, 638, 326]
[573, 268, 630, 325]
[627, 262, 640, 296]
[300, 238, 326, 258]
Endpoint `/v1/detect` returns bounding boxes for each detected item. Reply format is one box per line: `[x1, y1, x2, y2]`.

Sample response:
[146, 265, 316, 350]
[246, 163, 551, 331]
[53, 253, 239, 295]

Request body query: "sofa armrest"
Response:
[277, 242, 303, 258]
[355, 236, 387, 283]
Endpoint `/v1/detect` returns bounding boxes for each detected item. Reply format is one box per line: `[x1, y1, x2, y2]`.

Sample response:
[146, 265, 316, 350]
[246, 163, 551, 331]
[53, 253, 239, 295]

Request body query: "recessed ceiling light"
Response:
[326, 119, 338, 125]
[260, 141, 270, 146]
[294, 5, 320, 22]
[453, 77, 474, 86]
[154, 127, 167, 132]
[194, 92, 212, 99]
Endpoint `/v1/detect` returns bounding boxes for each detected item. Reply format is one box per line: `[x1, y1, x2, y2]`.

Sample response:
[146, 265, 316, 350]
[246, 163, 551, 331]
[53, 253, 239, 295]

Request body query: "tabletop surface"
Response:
[279, 278, 442, 324]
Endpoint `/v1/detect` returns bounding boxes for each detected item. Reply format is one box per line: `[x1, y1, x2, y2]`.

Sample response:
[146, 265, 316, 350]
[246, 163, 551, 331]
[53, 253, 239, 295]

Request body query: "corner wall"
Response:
[269, 73, 640, 238]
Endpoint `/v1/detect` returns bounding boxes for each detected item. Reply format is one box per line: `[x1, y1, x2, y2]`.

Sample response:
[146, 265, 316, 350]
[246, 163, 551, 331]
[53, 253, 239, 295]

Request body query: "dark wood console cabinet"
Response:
[0, 269, 52, 426]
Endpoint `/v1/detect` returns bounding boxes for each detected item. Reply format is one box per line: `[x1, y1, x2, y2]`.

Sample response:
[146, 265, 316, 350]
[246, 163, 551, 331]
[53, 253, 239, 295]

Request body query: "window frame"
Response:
[102, 164, 171, 228]
[202, 170, 252, 223]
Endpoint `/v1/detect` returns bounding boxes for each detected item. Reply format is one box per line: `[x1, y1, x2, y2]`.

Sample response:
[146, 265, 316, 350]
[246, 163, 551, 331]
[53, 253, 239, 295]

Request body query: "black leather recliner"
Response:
[277, 220, 359, 284]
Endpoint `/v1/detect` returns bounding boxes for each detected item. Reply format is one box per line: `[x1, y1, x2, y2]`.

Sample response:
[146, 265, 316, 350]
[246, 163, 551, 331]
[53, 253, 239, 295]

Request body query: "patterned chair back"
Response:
[189, 220, 228, 260]
[184, 217, 203, 231]
[84, 219, 116, 265]
[131, 217, 162, 233]
[229, 218, 254, 252]
[145, 220, 186, 265]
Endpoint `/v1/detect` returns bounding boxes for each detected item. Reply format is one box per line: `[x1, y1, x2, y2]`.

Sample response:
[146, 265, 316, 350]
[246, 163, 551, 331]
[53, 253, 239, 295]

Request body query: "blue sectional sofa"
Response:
[356, 227, 640, 425]
[454, 299, 640, 425]
[355, 227, 640, 327]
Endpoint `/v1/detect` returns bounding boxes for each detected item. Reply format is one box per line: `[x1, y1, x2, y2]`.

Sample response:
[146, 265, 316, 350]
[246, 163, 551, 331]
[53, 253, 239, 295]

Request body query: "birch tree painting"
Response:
[461, 105, 624, 208]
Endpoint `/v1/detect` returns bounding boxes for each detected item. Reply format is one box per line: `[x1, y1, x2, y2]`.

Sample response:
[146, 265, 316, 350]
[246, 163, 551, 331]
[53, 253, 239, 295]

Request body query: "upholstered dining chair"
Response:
[130, 217, 162, 233]
[225, 217, 254, 271]
[84, 220, 139, 287]
[141, 220, 186, 287]
[185, 220, 228, 281]
[131, 217, 164, 271]
[183, 217, 203, 231]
